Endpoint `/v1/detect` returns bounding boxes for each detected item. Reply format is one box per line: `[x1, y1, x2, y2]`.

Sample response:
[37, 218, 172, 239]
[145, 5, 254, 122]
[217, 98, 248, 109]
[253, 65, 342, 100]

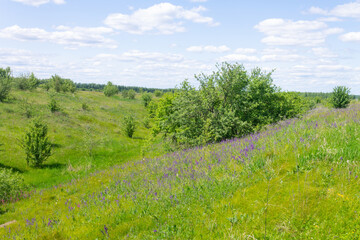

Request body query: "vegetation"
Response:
[14, 73, 39, 91]
[49, 75, 76, 93]
[48, 98, 60, 113]
[0, 168, 27, 203]
[152, 63, 310, 147]
[0, 67, 12, 102]
[20, 119, 52, 167]
[331, 86, 351, 108]
[141, 92, 152, 107]
[123, 115, 136, 138]
[0, 101, 359, 239]
[127, 89, 136, 99]
[103, 81, 119, 97]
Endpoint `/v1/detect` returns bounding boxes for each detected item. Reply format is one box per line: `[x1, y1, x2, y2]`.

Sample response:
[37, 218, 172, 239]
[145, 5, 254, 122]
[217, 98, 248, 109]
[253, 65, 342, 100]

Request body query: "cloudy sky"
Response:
[1, 0, 360, 93]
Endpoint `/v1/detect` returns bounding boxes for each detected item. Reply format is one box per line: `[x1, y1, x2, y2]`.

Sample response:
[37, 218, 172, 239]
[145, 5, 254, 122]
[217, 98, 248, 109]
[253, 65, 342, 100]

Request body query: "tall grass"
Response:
[0, 103, 359, 239]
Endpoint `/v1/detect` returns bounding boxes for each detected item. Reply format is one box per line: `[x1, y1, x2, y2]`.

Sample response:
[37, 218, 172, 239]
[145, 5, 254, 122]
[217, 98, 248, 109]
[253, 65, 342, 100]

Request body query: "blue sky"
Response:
[1, 0, 360, 93]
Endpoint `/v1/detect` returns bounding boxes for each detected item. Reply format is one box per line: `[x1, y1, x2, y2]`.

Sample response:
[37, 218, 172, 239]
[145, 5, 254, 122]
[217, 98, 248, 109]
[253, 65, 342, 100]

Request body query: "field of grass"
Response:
[0, 98, 359, 239]
[0, 89, 163, 188]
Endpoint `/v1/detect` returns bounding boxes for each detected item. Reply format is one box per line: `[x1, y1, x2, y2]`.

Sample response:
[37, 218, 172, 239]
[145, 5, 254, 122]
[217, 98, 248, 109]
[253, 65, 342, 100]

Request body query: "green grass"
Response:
[0, 89, 163, 188]
[0, 91, 359, 239]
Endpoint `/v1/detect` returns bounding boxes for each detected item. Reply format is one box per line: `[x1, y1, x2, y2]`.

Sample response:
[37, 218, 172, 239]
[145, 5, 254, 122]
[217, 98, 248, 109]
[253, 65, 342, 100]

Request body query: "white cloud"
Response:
[12, 0, 65, 7]
[234, 48, 257, 54]
[186, 45, 230, 53]
[189, 0, 207, 2]
[0, 25, 116, 49]
[219, 54, 260, 62]
[261, 54, 302, 62]
[93, 50, 184, 63]
[308, 1, 360, 19]
[340, 32, 360, 42]
[255, 18, 343, 46]
[104, 2, 219, 34]
[312, 47, 337, 58]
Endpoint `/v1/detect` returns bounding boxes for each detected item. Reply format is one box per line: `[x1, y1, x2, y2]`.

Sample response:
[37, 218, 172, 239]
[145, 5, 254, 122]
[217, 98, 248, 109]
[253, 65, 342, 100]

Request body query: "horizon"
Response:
[2, 0, 360, 94]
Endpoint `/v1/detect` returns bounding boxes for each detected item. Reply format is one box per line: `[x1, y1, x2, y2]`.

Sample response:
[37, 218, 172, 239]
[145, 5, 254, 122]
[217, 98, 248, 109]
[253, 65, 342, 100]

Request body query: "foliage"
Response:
[154, 90, 163, 97]
[49, 98, 60, 113]
[103, 81, 119, 97]
[121, 90, 128, 98]
[49, 75, 76, 93]
[81, 102, 89, 111]
[141, 92, 152, 107]
[123, 115, 136, 138]
[19, 98, 34, 118]
[21, 119, 52, 167]
[127, 89, 136, 99]
[152, 63, 310, 147]
[0, 168, 27, 203]
[331, 86, 351, 108]
[14, 73, 39, 91]
[0, 67, 12, 102]
[143, 117, 151, 129]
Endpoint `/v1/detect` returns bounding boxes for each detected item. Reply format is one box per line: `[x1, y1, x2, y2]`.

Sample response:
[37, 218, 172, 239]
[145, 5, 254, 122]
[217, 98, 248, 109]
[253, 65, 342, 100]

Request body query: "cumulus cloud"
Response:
[93, 50, 184, 62]
[186, 45, 230, 53]
[234, 48, 257, 54]
[0, 25, 116, 49]
[104, 2, 219, 34]
[218, 54, 260, 62]
[308, 1, 360, 19]
[340, 32, 360, 42]
[12, 0, 65, 7]
[255, 18, 343, 46]
[312, 47, 337, 58]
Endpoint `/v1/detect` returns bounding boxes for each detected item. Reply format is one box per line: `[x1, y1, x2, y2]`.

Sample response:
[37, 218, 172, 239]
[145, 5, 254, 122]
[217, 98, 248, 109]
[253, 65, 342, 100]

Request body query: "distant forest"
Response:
[74, 82, 173, 93]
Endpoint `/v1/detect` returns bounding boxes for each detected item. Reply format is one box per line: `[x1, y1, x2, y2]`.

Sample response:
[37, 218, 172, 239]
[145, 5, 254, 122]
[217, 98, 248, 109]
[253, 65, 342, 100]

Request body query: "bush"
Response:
[82, 102, 89, 111]
[128, 89, 136, 99]
[141, 92, 152, 107]
[0, 67, 12, 102]
[49, 75, 76, 93]
[123, 115, 136, 138]
[143, 117, 151, 129]
[104, 81, 119, 97]
[331, 86, 351, 108]
[0, 168, 27, 203]
[21, 119, 52, 167]
[49, 98, 60, 113]
[14, 73, 39, 90]
[20, 98, 34, 118]
[154, 90, 163, 97]
[121, 90, 129, 98]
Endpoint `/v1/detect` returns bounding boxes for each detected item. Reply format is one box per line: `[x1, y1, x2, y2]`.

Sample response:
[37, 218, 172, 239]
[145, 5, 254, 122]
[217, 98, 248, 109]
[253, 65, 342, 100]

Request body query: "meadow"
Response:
[0, 89, 163, 188]
[0, 97, 359, 239]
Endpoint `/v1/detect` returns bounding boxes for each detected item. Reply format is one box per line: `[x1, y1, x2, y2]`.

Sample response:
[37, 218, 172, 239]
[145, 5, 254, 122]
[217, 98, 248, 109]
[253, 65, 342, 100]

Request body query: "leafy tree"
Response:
[0, 168, 27, 202]
[15, 73, 39, 90]
[104, 81, 119, 97]
[154, 90, 163, 97]
[128, 89, 136, 99]
[331, 86, 351, 108]
[141, 92, 152, 107]
[121, 90, 129, 98]
[49, 75, 76, 93]
[0, 67, 12, 102]
[123, 115, 136, 138]
[21, 119, 52, 167]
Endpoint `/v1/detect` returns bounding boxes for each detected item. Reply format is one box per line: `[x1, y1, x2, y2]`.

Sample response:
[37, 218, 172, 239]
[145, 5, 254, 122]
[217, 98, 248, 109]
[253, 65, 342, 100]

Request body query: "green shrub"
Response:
[82, 103, 89, 111]
[121, 90, 129, 98]
[141, 92, 152, 107]
[0, 168, 27, 202]
[49, 98, 60, 113]
[20, 98, 34, 118]
[331, 86, 351, 108]
[154, 90, 163, 97]
[104, 81, 119, 97]
[127, 89, 136, 99]
[14, 73, 39, 90]
[49, 75, 76, 93]
[143, 117, 151, 129]
[0, 67, 12, 102]
[123, 115, 136, 138]
[21, 119, 52, 167]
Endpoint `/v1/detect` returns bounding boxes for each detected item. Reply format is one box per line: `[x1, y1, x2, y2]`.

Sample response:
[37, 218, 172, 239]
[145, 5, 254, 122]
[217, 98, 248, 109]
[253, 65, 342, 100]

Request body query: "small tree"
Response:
[331, 86, 351, 108]
[49, 98, 60, 113]
[21, 119, 52, 167]
[127, 89, 136, 99]
[154, 90, 163, 97]
[123, 115, 136, 138]
[104, 81, 119, 97]
[141, 92, 152, 107]
[0, 67, 12, 102]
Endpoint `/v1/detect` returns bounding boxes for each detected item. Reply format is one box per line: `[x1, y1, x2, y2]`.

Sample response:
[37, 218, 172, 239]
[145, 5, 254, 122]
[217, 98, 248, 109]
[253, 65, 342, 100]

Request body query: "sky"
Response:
[1, 0, 360, 93]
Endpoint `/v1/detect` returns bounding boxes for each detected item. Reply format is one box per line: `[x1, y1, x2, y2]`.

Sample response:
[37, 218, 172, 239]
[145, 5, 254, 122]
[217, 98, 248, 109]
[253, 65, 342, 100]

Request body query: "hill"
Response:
[0, 89, 163, 188]
[0, 102, 359, 239]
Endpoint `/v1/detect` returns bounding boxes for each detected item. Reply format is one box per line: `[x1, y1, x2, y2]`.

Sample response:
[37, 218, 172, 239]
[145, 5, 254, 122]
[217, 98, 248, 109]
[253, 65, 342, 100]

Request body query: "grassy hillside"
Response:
[0, 89, 163, 188]
[0, 102, 359, 239]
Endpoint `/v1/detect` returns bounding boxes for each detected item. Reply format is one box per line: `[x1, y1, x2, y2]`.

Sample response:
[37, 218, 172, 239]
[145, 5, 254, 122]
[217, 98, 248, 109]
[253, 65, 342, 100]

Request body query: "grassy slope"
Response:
[0, 101, 359, 239]
[0, 89, 163, 188]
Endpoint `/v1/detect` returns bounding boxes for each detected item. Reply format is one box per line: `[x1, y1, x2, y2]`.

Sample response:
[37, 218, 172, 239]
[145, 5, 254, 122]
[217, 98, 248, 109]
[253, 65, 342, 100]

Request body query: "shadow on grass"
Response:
[132, 136, 144, 140]
[0, 163, 24, 173]
[51, 143, 62, 148]
[41, 163, 66, 169]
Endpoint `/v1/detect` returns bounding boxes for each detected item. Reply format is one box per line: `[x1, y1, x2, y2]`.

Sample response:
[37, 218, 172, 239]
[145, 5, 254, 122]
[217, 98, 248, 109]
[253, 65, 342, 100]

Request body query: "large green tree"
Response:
[0, 67, 12, 102]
